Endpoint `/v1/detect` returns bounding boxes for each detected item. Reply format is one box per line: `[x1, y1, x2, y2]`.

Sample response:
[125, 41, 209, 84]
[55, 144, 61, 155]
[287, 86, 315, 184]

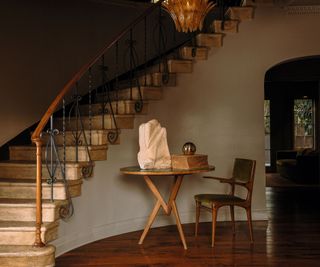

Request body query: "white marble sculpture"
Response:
[137, 119, 172, 169]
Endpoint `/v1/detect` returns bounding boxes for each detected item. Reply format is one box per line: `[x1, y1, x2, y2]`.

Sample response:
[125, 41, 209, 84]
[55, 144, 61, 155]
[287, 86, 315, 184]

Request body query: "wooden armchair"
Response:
[194, 158, 256, 247]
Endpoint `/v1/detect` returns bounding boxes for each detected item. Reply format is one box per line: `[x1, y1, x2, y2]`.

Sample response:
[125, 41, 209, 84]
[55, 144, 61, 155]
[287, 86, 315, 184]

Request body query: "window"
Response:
[264, 100, 271, 166]
[294, 99, 315, 149]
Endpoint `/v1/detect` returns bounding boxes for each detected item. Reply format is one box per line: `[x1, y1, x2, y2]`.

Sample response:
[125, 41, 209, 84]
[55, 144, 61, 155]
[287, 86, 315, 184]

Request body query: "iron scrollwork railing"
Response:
[68, 85, 94, 177]
[99, 56, 120, 144]
[125, 29, 144, 113]
[154, 5, 170, 85]
[44, 115, 74, 220]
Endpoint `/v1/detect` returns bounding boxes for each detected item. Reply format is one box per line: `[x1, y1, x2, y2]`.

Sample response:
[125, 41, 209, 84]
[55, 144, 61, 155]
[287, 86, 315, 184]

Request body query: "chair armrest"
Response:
[203, 176, 233, 184]
[203, 176, 249, 188]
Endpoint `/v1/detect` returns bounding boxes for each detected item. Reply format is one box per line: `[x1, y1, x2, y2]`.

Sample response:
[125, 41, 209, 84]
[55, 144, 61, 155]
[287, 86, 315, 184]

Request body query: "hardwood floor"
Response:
[56, 187, 320, 266]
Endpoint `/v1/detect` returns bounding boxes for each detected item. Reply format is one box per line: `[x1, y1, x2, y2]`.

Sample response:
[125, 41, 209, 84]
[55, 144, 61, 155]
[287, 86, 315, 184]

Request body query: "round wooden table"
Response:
[120, 165, 215, 250]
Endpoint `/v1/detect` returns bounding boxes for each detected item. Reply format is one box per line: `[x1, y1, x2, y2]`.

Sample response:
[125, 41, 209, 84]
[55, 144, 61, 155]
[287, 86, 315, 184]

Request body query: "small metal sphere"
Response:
[182, 142, 196, 155]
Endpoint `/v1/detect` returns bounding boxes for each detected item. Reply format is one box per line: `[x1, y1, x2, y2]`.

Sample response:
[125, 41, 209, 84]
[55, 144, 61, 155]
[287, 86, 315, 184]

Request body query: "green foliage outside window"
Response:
[264, 100, 270, 134]
[294, 99, 313, 136]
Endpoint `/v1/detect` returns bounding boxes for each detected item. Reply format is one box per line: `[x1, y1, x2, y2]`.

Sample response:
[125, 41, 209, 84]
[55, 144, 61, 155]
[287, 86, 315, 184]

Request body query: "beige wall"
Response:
[0, 0, 146, 146]
[44, 4, 320, 256]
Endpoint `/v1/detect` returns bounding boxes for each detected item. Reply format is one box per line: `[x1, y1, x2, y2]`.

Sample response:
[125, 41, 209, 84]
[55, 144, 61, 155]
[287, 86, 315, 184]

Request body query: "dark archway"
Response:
[264, 56, 320, 174]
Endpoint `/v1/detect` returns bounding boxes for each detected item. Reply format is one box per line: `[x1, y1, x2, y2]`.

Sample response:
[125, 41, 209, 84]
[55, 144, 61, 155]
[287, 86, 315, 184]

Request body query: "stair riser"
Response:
[109, 88, 162, 101]
[138, 73, 176, 87]
[79, 101, 148, 116]
[0, 246, 55, 267]
[0, 206, 58, 222]
[179, 47, 208, 60]
[228, 7, 254, 20]
[212, 20, 239, 33]
[10, 147, 107, 162]
[196, 34, 223, 48]
[0, 182, 82, 200]
[167, 60, 193, 73]
[40, 131, 116, 146]
[148, 61, 192, 74]
[0, 224, 58, 246]
[56, 115, 134, 130]
[0, 253, 55, 267]
[0, 164, 92, 180]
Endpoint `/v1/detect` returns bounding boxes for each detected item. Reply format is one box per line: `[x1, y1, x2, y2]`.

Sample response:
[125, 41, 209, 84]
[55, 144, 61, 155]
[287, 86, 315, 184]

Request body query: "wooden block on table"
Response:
[171, 154, 209, 170]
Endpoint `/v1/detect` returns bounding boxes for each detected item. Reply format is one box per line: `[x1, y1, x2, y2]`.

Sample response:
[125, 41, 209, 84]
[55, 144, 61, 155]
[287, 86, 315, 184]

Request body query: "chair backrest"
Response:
[233, 158, 256, 183]
[232, 158, 256, 202]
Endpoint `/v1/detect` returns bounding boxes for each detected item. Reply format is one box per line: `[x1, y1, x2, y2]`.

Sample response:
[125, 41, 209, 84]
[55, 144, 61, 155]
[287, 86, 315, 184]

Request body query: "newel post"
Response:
[33, 138, 45, 247]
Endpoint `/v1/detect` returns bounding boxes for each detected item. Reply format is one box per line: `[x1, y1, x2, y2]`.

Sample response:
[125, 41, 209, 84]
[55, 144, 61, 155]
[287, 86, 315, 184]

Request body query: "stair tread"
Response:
[0, 177, 82, 185]
[0, 198, 63, 206]
[0, 220, 58, 230]
[81, 100, 149, 107]
[168, 58, 193, 62]
[33, 129, 118, 134]
[0, 244, 55, 256]
[10, 144, 108, 149]
[0, 160, 95, 167]
[56, 114, 135, 120]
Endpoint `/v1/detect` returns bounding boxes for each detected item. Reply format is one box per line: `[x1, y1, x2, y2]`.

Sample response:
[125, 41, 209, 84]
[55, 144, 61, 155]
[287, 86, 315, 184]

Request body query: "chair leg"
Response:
[245, 207, 254, 244]
[195, 200, 201, 236]
[211, 206, 218, 247]
[230, 205, 235, 235]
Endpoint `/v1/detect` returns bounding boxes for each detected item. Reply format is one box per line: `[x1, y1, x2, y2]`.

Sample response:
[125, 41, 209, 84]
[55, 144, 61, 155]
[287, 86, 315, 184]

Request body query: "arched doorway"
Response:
[264, 56, 320, 185]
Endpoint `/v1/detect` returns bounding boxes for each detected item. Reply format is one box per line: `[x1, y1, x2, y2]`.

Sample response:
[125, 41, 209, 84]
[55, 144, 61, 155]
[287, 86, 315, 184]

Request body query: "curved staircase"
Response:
[0, 4, 254, 267]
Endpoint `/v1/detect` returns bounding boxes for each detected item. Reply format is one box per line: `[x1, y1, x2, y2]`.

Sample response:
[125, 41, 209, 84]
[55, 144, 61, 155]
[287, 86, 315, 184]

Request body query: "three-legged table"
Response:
[120, 166, 214, 249]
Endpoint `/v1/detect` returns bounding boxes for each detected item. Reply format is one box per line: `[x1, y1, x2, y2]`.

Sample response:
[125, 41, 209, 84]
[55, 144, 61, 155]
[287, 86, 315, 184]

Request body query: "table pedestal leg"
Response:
[139, 175, 187, 249]
[139, 200, 161, 245]
[171, 200, 187, 250]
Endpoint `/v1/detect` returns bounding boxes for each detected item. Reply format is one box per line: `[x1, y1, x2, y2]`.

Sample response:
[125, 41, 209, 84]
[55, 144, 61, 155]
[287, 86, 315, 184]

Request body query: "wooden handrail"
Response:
[31, 0, 164, 247]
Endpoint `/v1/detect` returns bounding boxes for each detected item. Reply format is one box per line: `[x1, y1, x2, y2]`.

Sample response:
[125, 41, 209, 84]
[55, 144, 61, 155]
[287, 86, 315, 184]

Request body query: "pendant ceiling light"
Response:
[161, 0, 216, 33]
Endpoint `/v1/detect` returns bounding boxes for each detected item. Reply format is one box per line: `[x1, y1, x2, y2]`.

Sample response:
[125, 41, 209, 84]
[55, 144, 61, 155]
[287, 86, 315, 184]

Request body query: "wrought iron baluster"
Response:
[144, 16, 147, 87]
[130, 29, 133, 101]
[75, 84, 80, 162]
[159, 13, 169, 85]
[45, 115, 58, 202]
[158, 4, 161, 73]
[60, 98, 74, 220]
[88, 68, 93, 146]
[101, 55, 106, 130]
[115, 42, 119, 114]
[103, 68, 119, 144]
[68, 83, 94, 178]
[63, 98, 66, 187]
[43, 112, 73, 220]
[153, 5, 169, 85]
[131, 43, 143, 113]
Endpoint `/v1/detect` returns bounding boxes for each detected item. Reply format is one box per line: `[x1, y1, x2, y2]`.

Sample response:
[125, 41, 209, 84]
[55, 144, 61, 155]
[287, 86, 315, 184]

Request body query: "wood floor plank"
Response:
[56, 187, 320, 266]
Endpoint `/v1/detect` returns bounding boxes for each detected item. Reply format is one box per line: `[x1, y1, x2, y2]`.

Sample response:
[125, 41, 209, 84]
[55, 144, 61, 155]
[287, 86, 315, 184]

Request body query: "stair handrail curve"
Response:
[31, 0, 165, 247]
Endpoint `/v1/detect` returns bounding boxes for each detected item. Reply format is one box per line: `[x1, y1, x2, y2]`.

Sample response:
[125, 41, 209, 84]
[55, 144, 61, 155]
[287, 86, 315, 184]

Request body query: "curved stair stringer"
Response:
[0, 5, 255, 267]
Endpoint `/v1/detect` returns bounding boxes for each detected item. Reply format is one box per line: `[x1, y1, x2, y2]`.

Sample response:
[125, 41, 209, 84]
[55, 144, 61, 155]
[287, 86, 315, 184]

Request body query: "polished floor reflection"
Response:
[56, 187, 320, 266]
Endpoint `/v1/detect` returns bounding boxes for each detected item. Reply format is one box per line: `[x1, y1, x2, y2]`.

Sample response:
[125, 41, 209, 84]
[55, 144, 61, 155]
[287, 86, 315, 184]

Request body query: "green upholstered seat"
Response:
[194, 194, 245, 205]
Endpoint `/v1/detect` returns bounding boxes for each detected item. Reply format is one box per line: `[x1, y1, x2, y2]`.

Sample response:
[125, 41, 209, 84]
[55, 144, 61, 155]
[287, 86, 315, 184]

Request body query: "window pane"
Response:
[294, 99, 314, 149]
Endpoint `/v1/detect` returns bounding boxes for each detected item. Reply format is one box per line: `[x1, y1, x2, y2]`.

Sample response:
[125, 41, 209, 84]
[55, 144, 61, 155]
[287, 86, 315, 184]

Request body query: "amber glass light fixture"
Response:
[161, 0, 216, 33]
